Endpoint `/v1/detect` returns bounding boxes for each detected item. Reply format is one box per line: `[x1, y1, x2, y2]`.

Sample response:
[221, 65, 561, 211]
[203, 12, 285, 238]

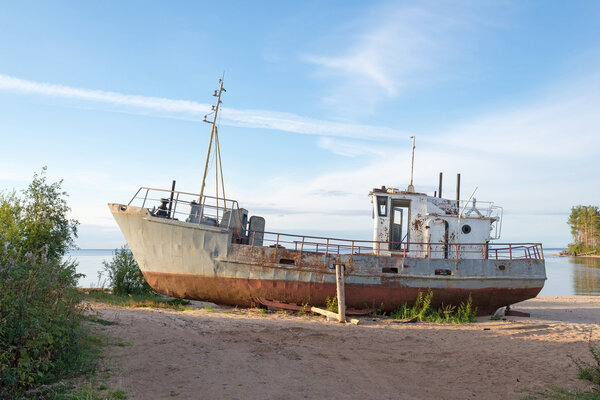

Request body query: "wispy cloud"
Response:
[316, 137, 385, 157]
[303, 3, 484, 113]
[435, 76, 600, 159]
[0, 74, 207, 113]
[0, 73, 407, 140]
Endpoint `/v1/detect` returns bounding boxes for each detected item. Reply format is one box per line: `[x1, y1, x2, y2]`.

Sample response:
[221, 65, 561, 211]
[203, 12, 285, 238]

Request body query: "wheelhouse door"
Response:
[390, 207, 403, 250]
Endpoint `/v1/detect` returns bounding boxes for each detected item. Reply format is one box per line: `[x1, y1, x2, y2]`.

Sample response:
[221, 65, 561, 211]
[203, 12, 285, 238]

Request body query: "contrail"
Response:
[0, 74, 405, 140]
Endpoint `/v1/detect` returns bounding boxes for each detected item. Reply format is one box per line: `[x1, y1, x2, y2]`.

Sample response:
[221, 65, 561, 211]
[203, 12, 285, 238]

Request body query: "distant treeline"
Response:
[568, 205, 600, 255]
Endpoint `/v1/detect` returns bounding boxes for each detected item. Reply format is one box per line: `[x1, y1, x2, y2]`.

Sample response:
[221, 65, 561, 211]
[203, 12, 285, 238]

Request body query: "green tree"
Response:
[0, 167, 78, 262]
[567, 205, 600, 255]
[102, 245, 152, 295]
[0, 168, 83, 396]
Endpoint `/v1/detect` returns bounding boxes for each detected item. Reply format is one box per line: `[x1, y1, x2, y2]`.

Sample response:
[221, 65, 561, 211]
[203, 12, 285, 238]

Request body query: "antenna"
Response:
[407, 136, 416, 192]
[198, 77, 227, 216]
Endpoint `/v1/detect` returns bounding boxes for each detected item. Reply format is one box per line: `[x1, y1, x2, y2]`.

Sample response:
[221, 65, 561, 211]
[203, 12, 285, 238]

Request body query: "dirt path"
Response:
[88, 296, 599, 400]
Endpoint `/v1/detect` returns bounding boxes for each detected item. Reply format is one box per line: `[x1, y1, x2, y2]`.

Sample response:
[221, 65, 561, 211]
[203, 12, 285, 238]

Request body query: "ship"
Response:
[108, 79, 546, 315]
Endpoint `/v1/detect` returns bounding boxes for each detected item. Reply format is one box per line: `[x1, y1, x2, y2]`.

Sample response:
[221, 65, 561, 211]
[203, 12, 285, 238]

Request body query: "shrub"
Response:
[390, 289, 477, 323]
[0, 168, 84, 396]
[102, 246, 152, 295]
[325, 296, 338, 313]
[572, 339, 600, 386]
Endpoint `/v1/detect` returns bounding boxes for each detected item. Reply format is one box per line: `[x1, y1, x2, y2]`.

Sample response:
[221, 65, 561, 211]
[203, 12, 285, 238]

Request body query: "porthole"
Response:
[461, 224, 471, 234]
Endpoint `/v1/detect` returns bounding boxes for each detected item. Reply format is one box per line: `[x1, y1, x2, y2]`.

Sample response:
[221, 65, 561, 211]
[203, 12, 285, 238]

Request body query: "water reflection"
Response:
[570, 257, 600, 295]
[529, 255, 599, 297]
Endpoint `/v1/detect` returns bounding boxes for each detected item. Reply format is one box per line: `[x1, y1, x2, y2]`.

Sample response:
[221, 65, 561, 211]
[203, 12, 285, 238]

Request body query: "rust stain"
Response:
[143, 270, 543, 315]
[413, 217, 423, 231]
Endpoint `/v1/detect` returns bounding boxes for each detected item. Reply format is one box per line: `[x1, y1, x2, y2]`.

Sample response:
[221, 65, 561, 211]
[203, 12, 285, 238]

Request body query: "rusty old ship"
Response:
[108, 80, 546, 315]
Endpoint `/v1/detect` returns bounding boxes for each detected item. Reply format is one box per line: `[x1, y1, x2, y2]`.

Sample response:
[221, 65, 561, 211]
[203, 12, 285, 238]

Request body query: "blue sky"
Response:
[0, 1, 599, 248]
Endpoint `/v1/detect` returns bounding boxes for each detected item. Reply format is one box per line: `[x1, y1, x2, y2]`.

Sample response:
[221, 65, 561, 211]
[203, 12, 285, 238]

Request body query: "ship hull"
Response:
[109, 204, 546, 315]
[143, 271, 542, 315]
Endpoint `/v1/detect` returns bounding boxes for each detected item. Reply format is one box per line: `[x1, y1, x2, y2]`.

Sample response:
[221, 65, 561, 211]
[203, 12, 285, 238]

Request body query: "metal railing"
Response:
[125, 187, 542, 261]
[128, 187, 241, 229]
[248, 230, 543, 261]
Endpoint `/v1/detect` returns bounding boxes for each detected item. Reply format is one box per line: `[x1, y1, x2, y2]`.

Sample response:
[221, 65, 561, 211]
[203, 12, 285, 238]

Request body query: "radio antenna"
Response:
[407, 136, 416, 192]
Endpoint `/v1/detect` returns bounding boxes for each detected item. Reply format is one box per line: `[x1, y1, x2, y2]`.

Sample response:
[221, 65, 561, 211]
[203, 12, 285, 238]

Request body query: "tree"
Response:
[0, 168, 83, 396]
[567, 205, 600, 255]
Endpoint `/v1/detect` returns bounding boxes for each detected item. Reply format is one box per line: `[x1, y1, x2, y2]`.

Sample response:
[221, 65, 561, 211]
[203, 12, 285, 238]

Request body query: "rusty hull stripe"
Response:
[143, 271, 542, 315]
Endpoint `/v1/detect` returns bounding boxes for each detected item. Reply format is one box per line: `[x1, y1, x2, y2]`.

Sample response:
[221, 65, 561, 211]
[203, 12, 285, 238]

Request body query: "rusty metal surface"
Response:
[143, 270, 542, 315]
[505, 309, 531, 317]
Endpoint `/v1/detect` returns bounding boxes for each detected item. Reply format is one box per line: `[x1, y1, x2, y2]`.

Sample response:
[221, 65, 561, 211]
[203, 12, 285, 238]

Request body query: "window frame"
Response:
[376, 195, 388, 217]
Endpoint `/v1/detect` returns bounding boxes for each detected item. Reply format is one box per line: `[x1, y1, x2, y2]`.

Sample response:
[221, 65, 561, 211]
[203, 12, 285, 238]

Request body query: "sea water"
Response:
[540, 251, 600, 296]
[68, 249, 115, 289]
[69, 248, 600, 296]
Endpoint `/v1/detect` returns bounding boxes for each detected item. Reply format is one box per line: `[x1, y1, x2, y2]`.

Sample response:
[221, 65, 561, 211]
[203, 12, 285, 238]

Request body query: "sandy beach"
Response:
[87, 296, 599, 400]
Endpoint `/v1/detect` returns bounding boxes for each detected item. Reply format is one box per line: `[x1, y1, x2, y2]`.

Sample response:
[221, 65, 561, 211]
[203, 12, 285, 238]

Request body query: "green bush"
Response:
[0, 168, 85, 396]
[102, 246, 152, 295]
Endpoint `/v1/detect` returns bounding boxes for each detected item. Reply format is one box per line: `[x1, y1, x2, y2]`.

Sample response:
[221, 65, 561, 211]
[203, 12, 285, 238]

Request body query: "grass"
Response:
[522, 337, 600, 399]
[521, 388, 600, 399]
[389, 289, 477, 324]
[572, 339, 600, 386]
[82, 289, 192, 310]
[83, 315, 115, 325]
[10, 323, 131, 400]
[52, 384, 128, 400]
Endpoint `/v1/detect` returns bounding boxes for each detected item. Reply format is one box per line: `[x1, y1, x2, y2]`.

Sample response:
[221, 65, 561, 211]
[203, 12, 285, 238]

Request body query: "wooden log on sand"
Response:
[310, 306, 359, 325]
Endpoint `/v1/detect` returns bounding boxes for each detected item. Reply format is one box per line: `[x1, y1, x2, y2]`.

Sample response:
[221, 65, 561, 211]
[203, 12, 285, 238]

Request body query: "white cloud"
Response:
[303, 3, 478, 112]
[316, 137, 385, 157]
[436, 85, 600, 159]
[0, 74, 207, 113]
[0, 73, 406, 140]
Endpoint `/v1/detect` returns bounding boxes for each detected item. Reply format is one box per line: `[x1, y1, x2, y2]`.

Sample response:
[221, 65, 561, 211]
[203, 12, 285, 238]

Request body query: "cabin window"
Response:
[376, 196, 388, 217]
[461, 224, 471, 234]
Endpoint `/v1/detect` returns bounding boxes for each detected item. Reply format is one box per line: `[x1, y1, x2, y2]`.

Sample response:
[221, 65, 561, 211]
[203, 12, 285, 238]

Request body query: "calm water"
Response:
[540, 252, 600, 296]
[69, 249, 600, 296]
[67, 249, 115, 288]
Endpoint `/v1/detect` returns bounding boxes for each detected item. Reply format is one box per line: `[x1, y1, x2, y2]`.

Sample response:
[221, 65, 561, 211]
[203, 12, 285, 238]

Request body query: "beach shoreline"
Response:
[552, 253, 600, 258]
[85, 296, 599, 399]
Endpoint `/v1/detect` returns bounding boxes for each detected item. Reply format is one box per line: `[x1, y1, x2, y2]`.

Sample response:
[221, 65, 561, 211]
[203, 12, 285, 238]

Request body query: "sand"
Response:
[86, 296, 600, 400]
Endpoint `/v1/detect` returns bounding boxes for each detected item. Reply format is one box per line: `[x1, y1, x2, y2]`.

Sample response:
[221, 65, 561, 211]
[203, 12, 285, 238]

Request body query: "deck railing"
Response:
[126, 187, 543, 261]
[248, 230, 544, 261]
[128, 187, 241, 229]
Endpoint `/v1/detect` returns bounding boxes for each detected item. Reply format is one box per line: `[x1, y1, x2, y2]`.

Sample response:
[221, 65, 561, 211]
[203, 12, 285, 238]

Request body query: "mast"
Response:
[198, 77, 227, 215]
